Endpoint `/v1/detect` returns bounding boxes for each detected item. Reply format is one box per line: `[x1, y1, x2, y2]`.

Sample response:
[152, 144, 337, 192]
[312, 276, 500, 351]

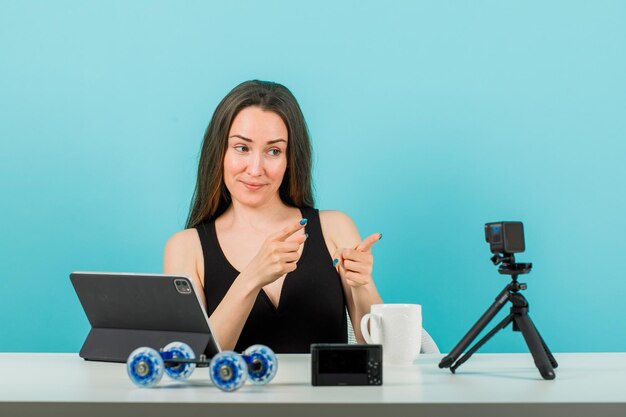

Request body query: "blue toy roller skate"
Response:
[126, 342, 277, 392]
[162, 341, 196, 381]
[209, 351, 248, 391]
[126, 346, 165, 388]
[242, 344, 278, 385]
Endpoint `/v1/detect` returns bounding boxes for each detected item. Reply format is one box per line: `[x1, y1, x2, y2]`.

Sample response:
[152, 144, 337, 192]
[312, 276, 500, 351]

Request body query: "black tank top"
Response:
[196, 207, 347, 353]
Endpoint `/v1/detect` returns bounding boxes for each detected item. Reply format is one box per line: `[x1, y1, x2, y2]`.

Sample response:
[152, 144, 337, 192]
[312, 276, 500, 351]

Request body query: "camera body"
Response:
[485, 221, 525, 254]
[311, 344, 382, 386]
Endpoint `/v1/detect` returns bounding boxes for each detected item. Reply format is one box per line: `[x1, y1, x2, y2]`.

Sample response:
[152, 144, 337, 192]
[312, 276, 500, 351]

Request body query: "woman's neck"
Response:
[220, 198, 299, 234]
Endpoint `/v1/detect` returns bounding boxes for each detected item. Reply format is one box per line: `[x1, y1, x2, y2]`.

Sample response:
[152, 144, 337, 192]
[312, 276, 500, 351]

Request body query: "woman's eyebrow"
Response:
[267, 138, 287, 145]
[229, 134, 287, 145]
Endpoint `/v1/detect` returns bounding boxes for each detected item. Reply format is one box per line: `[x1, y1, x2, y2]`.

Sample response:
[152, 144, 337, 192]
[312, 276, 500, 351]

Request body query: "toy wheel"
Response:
[209, 351, 247, 392]
[163, 341, 196, 381]
[243, 344, 278, 385]
[127, 347, 164, 388]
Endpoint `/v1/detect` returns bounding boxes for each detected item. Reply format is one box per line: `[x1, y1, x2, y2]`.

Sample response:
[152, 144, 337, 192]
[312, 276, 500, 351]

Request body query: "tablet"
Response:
[70, 272, 221, 362]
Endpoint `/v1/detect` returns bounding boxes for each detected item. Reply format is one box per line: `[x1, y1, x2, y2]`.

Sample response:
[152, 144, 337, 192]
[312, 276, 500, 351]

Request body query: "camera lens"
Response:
[174, 279, 191, 294]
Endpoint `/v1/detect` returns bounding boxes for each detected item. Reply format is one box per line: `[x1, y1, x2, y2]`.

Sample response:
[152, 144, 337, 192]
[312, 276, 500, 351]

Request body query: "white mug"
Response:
[360, 304, 422, 364]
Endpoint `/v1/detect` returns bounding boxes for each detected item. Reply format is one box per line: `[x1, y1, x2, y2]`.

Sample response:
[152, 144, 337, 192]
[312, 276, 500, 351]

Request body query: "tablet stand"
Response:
[80, 328, 219, 363]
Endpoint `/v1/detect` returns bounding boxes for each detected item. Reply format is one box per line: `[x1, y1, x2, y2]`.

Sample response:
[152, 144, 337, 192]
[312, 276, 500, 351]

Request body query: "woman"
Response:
[164, 80, 383, 353]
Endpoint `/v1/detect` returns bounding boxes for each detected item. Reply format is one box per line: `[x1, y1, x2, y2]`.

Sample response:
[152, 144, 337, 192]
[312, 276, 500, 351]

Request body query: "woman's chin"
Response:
[232, 194, 274, 208]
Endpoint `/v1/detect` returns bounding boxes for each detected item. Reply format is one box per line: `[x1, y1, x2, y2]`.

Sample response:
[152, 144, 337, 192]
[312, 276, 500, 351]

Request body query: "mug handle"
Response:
[360, 313, 380, 344]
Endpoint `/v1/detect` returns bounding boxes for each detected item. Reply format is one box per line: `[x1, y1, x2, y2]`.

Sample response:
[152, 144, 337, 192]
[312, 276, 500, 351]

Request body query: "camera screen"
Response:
[318, 349, 367, 374]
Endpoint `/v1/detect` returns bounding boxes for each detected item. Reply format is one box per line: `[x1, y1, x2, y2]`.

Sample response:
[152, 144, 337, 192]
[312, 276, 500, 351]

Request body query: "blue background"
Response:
[1, 1, 625, 353]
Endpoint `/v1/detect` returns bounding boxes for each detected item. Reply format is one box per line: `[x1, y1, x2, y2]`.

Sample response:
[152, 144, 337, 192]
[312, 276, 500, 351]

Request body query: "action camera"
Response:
[484, 221, 525, 255]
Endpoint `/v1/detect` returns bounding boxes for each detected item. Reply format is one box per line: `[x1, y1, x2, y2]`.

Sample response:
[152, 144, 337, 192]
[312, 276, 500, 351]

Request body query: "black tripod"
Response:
[438, 254, 558, 380]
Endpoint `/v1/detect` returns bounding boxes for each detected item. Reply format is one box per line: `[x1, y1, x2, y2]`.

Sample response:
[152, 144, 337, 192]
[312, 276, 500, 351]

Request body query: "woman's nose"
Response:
[246, 152, 264, 176]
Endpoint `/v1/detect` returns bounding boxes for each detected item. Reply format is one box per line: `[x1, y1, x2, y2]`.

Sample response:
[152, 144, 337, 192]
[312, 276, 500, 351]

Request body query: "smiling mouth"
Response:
[241, 181, 266, 190]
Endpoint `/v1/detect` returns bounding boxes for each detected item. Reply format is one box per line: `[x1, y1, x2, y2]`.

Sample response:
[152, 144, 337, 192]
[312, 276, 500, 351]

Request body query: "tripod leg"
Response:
[513, 314, 556, 380]
[439, 285, 511, 369]
[450, 314, 513, 373]
[535, 328, 558, 369]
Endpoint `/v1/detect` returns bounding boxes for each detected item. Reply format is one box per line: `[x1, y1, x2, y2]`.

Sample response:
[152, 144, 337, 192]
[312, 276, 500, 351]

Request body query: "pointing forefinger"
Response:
[355, 233, 382, 252]
[272, 218, 308, 242]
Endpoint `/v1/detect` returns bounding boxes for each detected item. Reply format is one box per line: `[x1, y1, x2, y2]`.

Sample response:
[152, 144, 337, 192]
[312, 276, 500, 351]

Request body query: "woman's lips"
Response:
[241, 181, 266, 190]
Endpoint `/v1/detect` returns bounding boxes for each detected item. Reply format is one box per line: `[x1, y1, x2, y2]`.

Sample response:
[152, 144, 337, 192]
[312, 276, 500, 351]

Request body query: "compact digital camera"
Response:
[311, 344, 382, 386]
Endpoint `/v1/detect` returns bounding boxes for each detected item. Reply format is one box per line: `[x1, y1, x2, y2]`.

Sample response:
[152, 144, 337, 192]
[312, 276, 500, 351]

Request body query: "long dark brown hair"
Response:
[186, 80, 314, 228]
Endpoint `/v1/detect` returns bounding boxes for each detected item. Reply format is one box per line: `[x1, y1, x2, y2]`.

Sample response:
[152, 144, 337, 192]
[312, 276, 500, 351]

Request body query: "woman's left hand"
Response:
[333, 233, 382, 288]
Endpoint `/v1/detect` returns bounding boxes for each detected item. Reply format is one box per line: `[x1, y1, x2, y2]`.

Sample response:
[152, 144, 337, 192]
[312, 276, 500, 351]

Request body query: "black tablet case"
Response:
[70, 272, 220, 363]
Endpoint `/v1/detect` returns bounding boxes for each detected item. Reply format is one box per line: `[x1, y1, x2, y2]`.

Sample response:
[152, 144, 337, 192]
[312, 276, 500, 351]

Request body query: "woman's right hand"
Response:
[242, 219, 308, 288]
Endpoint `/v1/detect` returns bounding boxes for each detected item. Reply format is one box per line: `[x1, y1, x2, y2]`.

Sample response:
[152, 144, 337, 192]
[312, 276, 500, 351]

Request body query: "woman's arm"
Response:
[321, 211, 383, 343]
[163, 222, 307, 351]
[163, 229, 206, 308]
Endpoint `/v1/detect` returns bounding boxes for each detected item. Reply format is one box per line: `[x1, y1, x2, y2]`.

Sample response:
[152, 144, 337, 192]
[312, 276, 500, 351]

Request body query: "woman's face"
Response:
[223, 106, 289, 208]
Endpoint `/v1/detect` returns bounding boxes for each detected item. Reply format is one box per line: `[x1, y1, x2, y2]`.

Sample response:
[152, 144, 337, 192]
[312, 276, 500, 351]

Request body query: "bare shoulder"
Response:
[319, 210, 362, 249]
[163, 228, 203, 284]
[164, 228, 201, 255]
[319, 210, 356, 228]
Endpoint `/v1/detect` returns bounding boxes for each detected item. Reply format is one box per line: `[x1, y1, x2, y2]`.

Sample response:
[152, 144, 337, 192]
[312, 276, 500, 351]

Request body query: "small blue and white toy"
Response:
[126, 341, 277, 392]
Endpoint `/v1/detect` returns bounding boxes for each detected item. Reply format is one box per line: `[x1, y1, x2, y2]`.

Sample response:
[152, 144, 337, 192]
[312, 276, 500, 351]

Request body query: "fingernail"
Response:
[300, 218, 308, 225]
[333, 258, 339, 267]
[379, 233, 383, 240]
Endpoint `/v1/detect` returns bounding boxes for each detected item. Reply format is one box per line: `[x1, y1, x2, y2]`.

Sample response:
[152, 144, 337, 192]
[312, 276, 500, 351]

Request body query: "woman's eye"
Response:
[234, 145, 248, 153]
[268, 148, 281, 156]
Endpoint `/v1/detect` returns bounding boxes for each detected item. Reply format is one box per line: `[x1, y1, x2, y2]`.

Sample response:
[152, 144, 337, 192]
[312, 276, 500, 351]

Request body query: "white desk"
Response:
[1, 352, 624, 417]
